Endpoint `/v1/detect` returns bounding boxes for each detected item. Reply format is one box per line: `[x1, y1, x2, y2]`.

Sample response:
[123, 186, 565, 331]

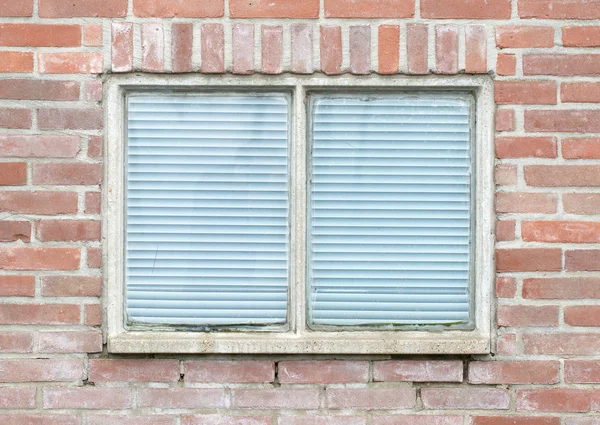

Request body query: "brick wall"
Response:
[0, 0, 599, 423]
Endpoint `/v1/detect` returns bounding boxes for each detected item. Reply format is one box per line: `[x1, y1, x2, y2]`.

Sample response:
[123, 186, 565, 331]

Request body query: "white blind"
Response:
[308, 94, 472, 326]
[125, 95, 289, 326]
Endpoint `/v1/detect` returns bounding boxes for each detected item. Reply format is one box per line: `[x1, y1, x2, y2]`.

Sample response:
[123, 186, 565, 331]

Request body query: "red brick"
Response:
[466, 25, 487, 73]
[0, 331, 34, 352]
[561, 82, 600, 103]
[565, 193, 600, 214]
[523, 332, 600, 355]
[469, 361, 559, 385]
[38, 331, 102, 353]
[112, 22, 133, 73]
[172, 23, 193, 73]
[0, 304, 80, 324]
[1, 415, 80, 425]
[422, 0, 511, 18]
[421, 388, 510, 410]
[321, 26, 342, 75]
[525, 165, 600, 186]
[0, 221, 30, 242]
[202, 24, 224, 74]
[185, 360, 274, 383]
[0, 1, 32, 16]
[231, 0, 319, 18]
[378, 25, 400, 75]
[0, 359, 83, 382]
[496, 136, 557, 158]
[563, 138, 600, 159]
[496, 249, 562, 272]
[519, 0, 600, 19]
[0, 275, 35, 296]
[233, 24, 255, 75]
[326, 388, 416, 410]
[88, 135, 102, 158]
[0, 108, 31, 129]
[85, 192, 101, 214]
[87, 247, 102, 269]
[472, 418, 560, 425]
[232, 388, 320, 409]
[0, 80, 79, 101]
[498, 305, 559, 327]
[527, 110, 600, 132]
[565, 306, 600, 327]
[350, 26, 371, 75]
[88, 416, 177, 425]
[325, 0, 414, 18]
[0, 135, 79, 158]
[38, 108, 102, 130]
[84, 303, 102, 325]
[436, 25, 458, 74]
[137, 388, 226, 409]
[565, 420, 600, 425]
[497, 220, 516, 242]
[563, 26, 600, 47]
[0, 52, 33, 73]
[565, 360, 600, 383]
[496, 333, 517, 355]
[0, 388, 36, 408]
[39, 52, 103, 74]
[374, 361, 463, 383]
[497, 277, 517, 298]
[89, 359, 180, 382]
[496, 26, 554, 48]
[495, 82, 557, 105]
[407, 24, 428, 74]
[43, 388, 133, 410]
[141, 23, 164, 73]
[495, 193, 557, 213]
[524, 278, 600, 299]
[495, 164, 517, 186]
[134, 0, 223, 17]
[39, 0, 126, 16]
[41, 276, 101, 297]
[517, 388, 599, 412]
[497, 54, 516, 76]
[33, 163, 102, 185]
[85, 24, 103, 46]
[0, 191, 77, 215]
[496, 109, 514, 131]
[281, 416, 367, 425]
[524, 55, 600, 76]
[183, 416, 270, 425]
[372, 416, 462, 425]
[0, 247, 80, 271]
[262, 26, 283, 75]
[0, 162, 26, 185]
[523, 221, 600, 243]
[280, 361, 368, 384]
[291, 24, 313, 74]
[0, 24, 80, 47]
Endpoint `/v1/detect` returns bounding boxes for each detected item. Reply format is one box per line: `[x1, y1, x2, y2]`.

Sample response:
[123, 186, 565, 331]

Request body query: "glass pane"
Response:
[125, 94, 289, 327]
[308, 93, 472, 327]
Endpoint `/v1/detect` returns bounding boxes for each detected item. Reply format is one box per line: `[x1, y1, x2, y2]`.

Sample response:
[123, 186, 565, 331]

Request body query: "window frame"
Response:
[105, 74, 495, 354]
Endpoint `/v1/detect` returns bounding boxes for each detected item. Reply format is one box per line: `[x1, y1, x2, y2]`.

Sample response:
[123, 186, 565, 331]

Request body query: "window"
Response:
[106, 75, 494, 354]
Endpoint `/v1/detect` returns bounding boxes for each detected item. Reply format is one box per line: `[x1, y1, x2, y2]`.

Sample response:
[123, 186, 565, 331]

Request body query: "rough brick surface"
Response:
[279, 361, 369, 384]
[422, 0, 511, 18]
[134, 0, 223, 17]
[325, 0, 414, 18]
[231, 0, 319, 18]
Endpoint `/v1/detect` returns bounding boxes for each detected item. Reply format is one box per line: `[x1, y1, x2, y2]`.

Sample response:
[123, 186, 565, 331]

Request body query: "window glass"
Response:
[125, 94, 290, 326]
[308, 93, 473, 327]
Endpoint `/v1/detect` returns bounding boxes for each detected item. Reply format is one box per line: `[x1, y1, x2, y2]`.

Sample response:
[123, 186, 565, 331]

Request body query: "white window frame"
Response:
[105, 74, 495, 354]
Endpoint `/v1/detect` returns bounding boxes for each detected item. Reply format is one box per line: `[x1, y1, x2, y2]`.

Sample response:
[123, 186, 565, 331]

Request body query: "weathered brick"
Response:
[496, 109, 515, 131]
[0, 276, 34, 297]
[0, 24, 80, 47]
[496, 249, 562, 272]
[231, 0, 319, 18]
[524, 278, 600, 299]
[38, 331, 102, 354]
[326, 0, 414, 18]
[0, 247, 80, 271]
[0, 52, 33, 73]
[498, 305, 560, 327]
[0, 1, 33, 16]
[523, 333, 600, 355]
[497, 53, 516, 76]
[563, 138, 600, 158]
[43, 388, 133, 410]
[202, 24, 224, 74]
[524, 55, 600, 76]
[496, 333, 517, 355]
[0, 80, 79, 101]
[233, 24, 255, 75]
[232, 388, 320, 409]
[563, 26, 600, 47]
[561, 82, 600, 103]
[469, 361, 559, 385]
[374, 361, 463, 383]
[466, 25, 487, 73]
[39, 0, 127, 17]
[422, 0, 511, 18]
[88, 416, 177, 425]
[262, 26, 283, 74]
[327, 388, 416, 410]
[141, 23, 164, 73]
[185, 360, 274, 383]
[85, 24, 103, 46]
[89, 359, 180, 382]
[87, 247, 102, 269]
[496, 220, 515, 241]
[496, 136, 557, 158]
[39, 52, 103, 74]
[38, 108, 102, 130]
[291, 24, 313, 74]
[565, 306, 600, 327]
[516, 388, 600, 412]
[0, 191, 78, 215]
[519, 0, 600, 19]
[496, 26, 555, 48]
[0, 415, 80, 425]
[280, 361, 369, 384]
[407, 24, 428, 74]
[497, 277, 517, 298]
[0, 388, 36, 408]
[496, 193, 557, 214]
[0, 135, 79, 158]
[85, 192, 101, 214]
[41, 276, 102, 297]
[84, 303, 102, 325]
[525, 165, 600, 187]
[0, 221, 30, 242]
[495, 82, 557, 105]
[137, 388, 226, 409]
[496, 165, 517, 186]
[321, 26, 342, 75]
[112, 22, 133, 73]
[134, 0, 223, 17]
[523, 221, 600, 243]
[526, 110, 600, 132]
[472, 418, 559, 425]
[565, 360, 600, 383]
[372, 416, 462, 425]
[422, 388, 510, 410]
[33, 163, 102, 185]
[0, 304, 80, 324]
[87, 136, 102, 158]
[172, 23, 193, 73]
[0, 331, 34, 352]
[0, 108, 31, 129]
[0, 162, 26, 185]
[436, 25, 458, 74]
[350, 26, 371, 75]
[378, 25, 400, 75]
[0, 359, 83, 382]
[183, 416, 270, 425]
